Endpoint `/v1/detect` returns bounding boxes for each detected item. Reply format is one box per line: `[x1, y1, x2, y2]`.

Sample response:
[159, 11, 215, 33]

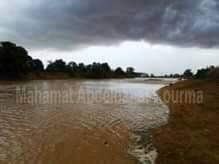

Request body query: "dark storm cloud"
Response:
[1, 0, 219, 50]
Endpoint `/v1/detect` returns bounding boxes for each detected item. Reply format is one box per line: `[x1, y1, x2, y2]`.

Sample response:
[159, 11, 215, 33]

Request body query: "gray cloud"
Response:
[1, 0, 219, 50]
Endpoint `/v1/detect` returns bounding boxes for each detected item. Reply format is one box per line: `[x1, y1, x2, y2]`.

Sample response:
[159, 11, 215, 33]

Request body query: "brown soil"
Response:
[153, 79, 219, 164]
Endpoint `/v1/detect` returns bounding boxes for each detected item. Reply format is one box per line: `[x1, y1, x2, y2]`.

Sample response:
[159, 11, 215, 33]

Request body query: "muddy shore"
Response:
[153, 79, 219, 164]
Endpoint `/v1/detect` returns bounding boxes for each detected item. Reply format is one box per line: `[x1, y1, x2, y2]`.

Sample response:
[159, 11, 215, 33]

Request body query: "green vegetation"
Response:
[161, 67, 219, 80]
[182, 66, 219, 80]
[195, 66, 219, 79]
[45, 60, 139, 78]
[0, 42, 46, 79]
[183, 69, 193, 79]
[1, 41, 218, 80]
[0, 41, 140, 80]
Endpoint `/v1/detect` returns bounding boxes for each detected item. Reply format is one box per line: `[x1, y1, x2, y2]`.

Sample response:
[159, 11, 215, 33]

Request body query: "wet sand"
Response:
[153, 80, 219, 164]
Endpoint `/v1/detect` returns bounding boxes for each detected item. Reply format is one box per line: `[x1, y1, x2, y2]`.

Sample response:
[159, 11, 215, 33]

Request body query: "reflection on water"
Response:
[0, 79, 169, 164]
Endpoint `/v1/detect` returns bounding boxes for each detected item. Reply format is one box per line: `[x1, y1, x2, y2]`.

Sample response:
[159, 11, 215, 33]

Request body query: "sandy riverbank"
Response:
[152, 79, 219, 164]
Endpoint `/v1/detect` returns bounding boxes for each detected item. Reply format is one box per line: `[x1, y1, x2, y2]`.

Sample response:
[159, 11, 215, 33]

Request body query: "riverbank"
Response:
[0, 72, 136, 81]
[153, 79, 219, 164]
[8, 72, 136, 80]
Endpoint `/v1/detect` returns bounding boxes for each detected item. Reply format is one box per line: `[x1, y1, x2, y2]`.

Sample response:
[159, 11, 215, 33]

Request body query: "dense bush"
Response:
[181, 66, 219, 80]
[0, 42, 33, 78]
[195, 66, 219, 79]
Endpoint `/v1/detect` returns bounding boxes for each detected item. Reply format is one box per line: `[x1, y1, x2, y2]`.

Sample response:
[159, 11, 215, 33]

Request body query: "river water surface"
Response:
[0, 79, 169, 164]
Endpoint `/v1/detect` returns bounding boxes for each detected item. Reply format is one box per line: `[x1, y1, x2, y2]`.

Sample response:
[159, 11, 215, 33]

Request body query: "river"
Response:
[0, 79, 169, 164]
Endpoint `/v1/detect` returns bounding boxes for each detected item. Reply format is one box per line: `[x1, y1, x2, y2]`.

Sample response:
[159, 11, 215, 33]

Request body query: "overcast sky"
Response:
[1, 0, 219, 75]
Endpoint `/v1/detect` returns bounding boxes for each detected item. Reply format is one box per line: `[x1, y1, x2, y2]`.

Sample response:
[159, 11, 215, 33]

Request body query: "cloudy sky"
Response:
[1, 0, 219, 75]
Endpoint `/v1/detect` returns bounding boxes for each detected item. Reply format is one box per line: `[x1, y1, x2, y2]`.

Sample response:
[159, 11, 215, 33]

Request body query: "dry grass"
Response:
[153, 79, 219, 164]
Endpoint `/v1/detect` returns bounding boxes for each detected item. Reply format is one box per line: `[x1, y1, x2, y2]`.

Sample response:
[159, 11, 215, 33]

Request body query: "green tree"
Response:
[46, 59, 67, 72]
[78, 63, 86, 72]
[115, 67, 125, 75]
[0, 41, 33, 78]
[126, 67, 135, 74]
[183, 69, 193, 79]
[30, 59, 44, 72]
[150, 73, 155, 78]
[68, 62, 78, 72]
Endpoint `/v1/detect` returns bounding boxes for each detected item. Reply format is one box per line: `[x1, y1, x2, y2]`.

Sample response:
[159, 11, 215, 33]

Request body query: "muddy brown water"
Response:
[0, 79, 169, 164]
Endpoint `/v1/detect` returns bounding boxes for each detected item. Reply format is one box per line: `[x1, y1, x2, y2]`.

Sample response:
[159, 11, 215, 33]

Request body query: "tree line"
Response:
[142, 67, 219, 80]
[183, 66, 219, 80]
[0, 42, 137, 79]
[46, 59, 138, 78]
[0, 41, 218, 80]
[156, 66, 219, 80]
